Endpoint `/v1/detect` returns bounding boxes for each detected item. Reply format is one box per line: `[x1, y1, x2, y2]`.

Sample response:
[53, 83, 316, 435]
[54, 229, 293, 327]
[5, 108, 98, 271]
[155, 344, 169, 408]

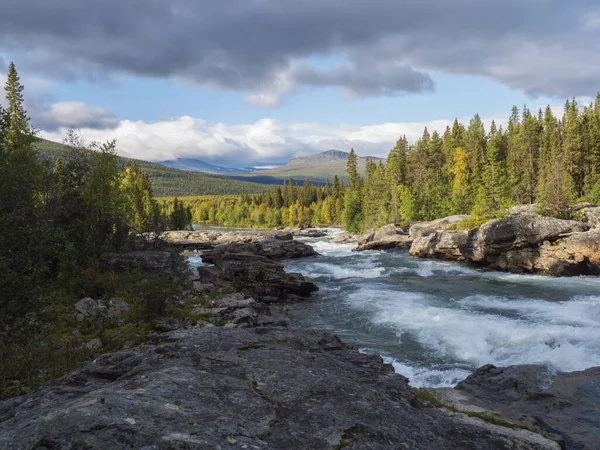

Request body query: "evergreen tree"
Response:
[473, 121, 509, 216]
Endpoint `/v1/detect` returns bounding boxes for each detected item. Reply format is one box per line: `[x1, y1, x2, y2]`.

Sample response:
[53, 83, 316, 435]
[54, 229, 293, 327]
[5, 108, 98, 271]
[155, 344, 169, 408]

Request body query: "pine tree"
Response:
[4, 62, 34, 151]
[385, 136, 407, 223]
[451, 147, 470, 213]
[343, 148, 364, 233]
[473, 121, 509, 216]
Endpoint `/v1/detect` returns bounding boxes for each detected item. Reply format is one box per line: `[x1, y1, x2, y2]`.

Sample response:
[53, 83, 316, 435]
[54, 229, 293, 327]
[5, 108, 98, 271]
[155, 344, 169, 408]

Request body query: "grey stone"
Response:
[433, 364, 600, 449]
[85, 338, 103, 350]
[409, 214, 596, 276]
[75, 297, 100, 317]
[0, 328, 560, 450]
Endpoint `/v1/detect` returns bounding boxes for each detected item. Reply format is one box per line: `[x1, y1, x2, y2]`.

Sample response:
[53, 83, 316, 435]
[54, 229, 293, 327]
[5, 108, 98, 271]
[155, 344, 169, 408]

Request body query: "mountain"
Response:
[233, 149, 384, 185]
[158, 158, 255, 175]
[34, 138, 268, 197]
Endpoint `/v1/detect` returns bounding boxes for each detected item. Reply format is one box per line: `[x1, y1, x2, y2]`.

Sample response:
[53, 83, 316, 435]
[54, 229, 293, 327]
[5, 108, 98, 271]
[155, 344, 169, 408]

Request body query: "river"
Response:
[283, 229, 600, 388]
[187, 228, 600, 389]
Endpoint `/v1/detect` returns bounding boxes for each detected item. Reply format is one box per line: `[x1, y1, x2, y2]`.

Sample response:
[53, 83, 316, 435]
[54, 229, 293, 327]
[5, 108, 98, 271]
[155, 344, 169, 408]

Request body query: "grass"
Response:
[0, 252, 197, 400]
[446, 212, 506, 231]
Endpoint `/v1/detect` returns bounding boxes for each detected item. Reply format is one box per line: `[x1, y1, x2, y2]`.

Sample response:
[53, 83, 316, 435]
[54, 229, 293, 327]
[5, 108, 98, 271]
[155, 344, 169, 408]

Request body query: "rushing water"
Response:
[279, 229, 600, 388]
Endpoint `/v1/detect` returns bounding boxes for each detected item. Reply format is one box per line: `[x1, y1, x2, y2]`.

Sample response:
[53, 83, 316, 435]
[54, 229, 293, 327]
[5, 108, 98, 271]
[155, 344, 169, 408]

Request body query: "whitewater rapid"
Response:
[284, 229, 600, 388]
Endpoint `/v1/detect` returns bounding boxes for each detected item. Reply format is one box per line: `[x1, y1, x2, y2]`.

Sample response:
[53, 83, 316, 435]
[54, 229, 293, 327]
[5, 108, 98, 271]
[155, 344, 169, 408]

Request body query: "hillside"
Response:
[158, 158, 255, 175]
[234, 149, 383, 184]
[35, 138, 267, 197]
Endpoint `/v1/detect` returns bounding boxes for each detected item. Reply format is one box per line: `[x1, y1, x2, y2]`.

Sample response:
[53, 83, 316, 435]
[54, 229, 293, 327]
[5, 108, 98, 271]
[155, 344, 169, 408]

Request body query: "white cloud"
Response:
[36, 101, 118, 130]
[39, 113, 513, 167]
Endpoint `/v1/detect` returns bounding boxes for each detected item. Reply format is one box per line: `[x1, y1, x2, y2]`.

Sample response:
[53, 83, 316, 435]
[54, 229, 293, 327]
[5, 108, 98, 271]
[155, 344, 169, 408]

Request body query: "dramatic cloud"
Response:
[32, 102, 119, 131]
[1, 1, 599, 103]
[39, 113, 509, 167]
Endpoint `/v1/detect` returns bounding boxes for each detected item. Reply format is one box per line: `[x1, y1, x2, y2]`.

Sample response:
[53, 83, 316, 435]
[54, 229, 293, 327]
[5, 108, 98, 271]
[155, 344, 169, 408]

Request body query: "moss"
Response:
[235, 342, 265, 355]
[331, 426, 359, 449]
[447, 215, 493, 231]
[268, 339, 288, 346]
[413, 388, 524, 430]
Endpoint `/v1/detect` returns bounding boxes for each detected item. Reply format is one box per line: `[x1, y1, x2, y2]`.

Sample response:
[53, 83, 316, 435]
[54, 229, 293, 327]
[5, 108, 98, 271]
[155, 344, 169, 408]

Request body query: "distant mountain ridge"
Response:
[34, 138, 268, 197]
[158, 158, 256, 175]
[290, 149, 383, 164]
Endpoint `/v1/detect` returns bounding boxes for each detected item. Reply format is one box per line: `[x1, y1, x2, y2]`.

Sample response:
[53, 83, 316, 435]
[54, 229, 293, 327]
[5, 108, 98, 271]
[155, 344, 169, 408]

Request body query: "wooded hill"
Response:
[35, 138, 268, 197]
[233, 149, 383, 184]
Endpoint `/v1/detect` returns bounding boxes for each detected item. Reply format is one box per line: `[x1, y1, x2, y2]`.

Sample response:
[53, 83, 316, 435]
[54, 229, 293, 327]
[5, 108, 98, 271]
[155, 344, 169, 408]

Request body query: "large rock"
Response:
[471, 215, 588, 259]
[536, 229, 600, 275]
[211, 253, 318, 301]
[0, 327, 559, 450]
[354, 224, 413, 251]
[201, 238, 318, 264]
[410, 230, 471, 260]
[409, 215, 467, 238]
[433, 364, 600, 449]
[409, 214, 595, 276]
[582, 206, 600, 228]
[161, 229, 293, 250]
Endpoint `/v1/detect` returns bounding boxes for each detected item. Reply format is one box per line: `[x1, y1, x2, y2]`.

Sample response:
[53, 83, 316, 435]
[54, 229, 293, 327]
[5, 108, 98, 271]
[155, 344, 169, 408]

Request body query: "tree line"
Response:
[0, 62, 190, 331]
[182, 97, 600, 233]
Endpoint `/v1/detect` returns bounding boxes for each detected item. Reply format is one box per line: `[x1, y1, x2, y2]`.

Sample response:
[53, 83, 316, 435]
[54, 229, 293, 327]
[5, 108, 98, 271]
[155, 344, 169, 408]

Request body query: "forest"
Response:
[36, 138, 267, 197]
[0, 63, 193, 398]
[180, 97, 600, 233]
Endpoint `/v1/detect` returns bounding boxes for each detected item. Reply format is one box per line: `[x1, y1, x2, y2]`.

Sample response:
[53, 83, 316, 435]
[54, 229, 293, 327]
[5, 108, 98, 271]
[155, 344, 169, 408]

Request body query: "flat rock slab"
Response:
[0, 328, 558, 450]
[434, 364, 600, 449]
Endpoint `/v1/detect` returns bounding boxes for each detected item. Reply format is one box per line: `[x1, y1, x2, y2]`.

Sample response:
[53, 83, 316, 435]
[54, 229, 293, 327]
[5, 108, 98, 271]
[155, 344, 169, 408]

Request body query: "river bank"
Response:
[1, 231, 598, 448]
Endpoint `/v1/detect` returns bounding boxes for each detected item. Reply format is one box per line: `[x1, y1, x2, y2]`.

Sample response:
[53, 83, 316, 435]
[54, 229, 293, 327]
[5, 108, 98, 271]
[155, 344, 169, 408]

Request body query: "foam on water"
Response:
[346, 287, 600, 374]
[381, 357, 473, 388]
[188, 228, 600, 389]
[299, 262, 387, 280]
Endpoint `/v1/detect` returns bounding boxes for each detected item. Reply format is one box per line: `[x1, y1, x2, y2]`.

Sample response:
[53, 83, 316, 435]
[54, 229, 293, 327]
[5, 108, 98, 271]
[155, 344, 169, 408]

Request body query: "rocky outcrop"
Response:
[161, 228, 293, 250]
[433, 364, 600, 449]
[410, 229, 471, 260]
[409, 214, 598, 276]
[354, 224, 413, 251]
[409, 215, 467, 238]
[285, 225, 329, 238]
[536, 229, 600, 275]
[0, 327, 560, 450]
[209, 252, 318, 302]
[201, 238, 318, 263]
[582, 206, 600, 228]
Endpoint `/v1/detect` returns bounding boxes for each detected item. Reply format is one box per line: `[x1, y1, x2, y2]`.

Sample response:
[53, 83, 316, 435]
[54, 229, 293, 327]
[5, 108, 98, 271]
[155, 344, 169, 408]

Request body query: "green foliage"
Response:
[35, 138, 267, 197]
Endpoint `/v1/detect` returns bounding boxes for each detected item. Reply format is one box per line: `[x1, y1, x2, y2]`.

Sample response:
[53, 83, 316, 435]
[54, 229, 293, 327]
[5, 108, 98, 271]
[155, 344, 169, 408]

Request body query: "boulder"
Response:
[0, 327, 561, 450]
[582, 206, 600, 228]
[201, 238, 318, 264]
[354, 224, 413, 251]
[433, 364, 600, 449]
[355, 234, 413, 251]
[212, 253, 318, 301]
[285, 226, 328, 238]
[106, 297, 130, 318]
[409, 215, 467, 238]
[330, 231, 361, 244]
[409, 214, 595, 276]
[471, 215, 588, 260]
[75, 297, 103, 319]
[536, 229, 600, 276]
[161, 228, 294, 250]
[410, 230, 471, 260]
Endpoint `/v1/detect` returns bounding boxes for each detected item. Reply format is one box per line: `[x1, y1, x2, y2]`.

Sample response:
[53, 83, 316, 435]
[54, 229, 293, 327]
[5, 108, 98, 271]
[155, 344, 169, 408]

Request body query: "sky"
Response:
[1, 0, 600, 167]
